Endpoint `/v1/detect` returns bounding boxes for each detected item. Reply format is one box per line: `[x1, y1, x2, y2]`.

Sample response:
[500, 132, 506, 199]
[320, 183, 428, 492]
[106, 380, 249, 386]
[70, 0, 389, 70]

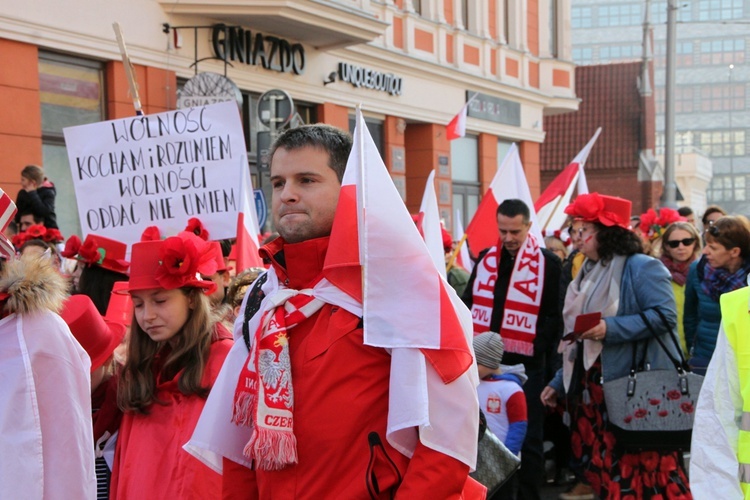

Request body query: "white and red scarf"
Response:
[231, 285, 325, 470]
[470, 233, 545, 356]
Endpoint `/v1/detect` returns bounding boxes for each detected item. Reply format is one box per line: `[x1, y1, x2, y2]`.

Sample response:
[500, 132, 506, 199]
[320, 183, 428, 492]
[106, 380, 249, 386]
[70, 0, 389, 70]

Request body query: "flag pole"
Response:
[446, 233, 468, 272]
[539, 172, 578, 231]
[113, 22, 144, 116]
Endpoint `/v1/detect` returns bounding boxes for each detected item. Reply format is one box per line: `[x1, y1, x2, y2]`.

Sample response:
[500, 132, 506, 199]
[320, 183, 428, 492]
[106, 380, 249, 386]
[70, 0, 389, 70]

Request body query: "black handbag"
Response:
[602, 309, 703, 452]
[470, 411, 521, 496]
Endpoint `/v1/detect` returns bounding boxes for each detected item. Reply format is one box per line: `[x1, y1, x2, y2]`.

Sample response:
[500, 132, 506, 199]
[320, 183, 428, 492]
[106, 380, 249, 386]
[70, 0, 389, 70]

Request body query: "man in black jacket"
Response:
[463, 199, 562, 500]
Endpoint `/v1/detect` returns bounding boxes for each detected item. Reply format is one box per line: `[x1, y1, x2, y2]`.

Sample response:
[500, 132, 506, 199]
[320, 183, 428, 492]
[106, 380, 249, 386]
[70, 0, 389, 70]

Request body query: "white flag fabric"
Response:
[235, 156, 264, 271]
[418, 170, 447, 279]
[454, 209, 473, 272]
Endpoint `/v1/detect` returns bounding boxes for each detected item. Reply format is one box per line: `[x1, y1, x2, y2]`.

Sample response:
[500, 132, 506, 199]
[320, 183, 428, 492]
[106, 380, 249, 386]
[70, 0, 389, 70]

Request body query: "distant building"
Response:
[570, 0, 746, 216]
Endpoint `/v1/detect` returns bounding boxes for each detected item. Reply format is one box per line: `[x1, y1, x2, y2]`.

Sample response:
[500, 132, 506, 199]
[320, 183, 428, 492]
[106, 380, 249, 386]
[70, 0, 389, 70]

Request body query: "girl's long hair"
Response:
[117, 287, 217, 414]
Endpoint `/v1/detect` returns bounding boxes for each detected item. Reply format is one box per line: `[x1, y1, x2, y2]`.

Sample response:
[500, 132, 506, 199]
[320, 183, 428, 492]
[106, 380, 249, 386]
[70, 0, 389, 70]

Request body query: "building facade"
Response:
[570, 0, 746, 216]
[0, 0, 578, 241]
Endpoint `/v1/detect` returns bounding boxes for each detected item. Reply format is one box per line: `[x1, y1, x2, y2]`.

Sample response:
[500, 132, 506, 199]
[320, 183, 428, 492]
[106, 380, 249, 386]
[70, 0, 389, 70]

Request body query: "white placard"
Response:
[64, 101, 246, 248]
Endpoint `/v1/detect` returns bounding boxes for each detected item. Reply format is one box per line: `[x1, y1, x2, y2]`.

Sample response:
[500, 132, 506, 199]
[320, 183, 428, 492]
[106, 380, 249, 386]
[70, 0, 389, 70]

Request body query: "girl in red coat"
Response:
[110, 231, 233, 499]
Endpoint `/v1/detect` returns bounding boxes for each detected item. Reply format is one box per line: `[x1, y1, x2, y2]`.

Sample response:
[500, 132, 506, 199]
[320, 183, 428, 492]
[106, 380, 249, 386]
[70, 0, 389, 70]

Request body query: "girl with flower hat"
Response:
[110, 231, 233, 499]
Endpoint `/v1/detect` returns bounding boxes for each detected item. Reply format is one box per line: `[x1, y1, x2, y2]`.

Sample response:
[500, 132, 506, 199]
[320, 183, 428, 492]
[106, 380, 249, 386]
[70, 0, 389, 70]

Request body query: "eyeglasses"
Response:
[666, 237, 696, 249]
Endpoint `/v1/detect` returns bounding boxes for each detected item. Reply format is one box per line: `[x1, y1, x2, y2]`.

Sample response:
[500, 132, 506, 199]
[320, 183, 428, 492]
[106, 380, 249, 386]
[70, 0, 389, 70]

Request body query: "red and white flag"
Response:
[234, 158, 264, 271]
[454, 209, 472, 271]
[464, 144, 544, 258]
[325, 108, 480, 473]
[446, 93, 479, 141]
[417, 170, 446, 279]
[534, 127, 600, 232]
[0, 188, 17, 259]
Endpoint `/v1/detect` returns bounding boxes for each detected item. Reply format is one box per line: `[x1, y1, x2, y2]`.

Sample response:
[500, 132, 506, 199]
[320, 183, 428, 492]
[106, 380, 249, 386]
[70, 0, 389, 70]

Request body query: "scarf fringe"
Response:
[231, 393, 255, 427]
[244, 427, 299, 471]
[503, 338, 534, 356]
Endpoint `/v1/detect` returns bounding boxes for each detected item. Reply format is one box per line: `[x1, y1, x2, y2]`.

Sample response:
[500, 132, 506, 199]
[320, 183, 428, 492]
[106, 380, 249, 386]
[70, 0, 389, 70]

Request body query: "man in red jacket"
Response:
[186, 124, 481, 498]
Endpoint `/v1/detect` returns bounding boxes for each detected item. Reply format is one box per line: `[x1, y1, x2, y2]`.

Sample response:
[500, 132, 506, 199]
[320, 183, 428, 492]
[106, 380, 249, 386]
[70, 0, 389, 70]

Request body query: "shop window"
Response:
[348, 116, 384, 157]
[39, 52, 105, 238]
[451, 135, 480, 235]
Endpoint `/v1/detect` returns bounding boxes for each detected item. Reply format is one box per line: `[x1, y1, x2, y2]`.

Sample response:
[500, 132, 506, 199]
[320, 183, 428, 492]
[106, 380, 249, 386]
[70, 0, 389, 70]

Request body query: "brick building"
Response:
[0, 0, 578, 241]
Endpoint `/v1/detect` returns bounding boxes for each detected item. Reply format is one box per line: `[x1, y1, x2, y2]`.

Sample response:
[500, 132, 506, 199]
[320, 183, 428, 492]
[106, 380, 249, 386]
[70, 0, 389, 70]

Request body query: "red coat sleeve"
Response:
[222, 457, 258, 500]
[395, 439, 470, 499]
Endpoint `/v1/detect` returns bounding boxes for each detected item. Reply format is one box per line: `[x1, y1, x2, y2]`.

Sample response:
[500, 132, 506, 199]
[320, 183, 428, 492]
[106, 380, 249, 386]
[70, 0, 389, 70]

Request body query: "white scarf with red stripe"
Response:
[231, 286, 325, 470]
[471, 233, 545, 356]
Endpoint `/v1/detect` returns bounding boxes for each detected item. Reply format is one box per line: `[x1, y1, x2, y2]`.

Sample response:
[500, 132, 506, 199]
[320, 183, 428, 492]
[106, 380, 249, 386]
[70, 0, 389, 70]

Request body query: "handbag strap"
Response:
[638, 309, 687, 372]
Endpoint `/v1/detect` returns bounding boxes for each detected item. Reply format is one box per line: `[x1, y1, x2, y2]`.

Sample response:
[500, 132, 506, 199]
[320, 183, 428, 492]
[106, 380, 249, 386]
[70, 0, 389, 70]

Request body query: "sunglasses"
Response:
[666, 237, 696, 249]
[707, 225, 720, 238]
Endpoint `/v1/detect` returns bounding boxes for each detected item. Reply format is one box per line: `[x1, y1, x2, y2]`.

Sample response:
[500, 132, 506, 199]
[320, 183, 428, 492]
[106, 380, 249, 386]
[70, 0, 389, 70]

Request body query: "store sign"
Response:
[467, 92, 521, 127]
[337, 62, 403, 96]
[212, 24, 305, 75]
[177, 72, 242, 110]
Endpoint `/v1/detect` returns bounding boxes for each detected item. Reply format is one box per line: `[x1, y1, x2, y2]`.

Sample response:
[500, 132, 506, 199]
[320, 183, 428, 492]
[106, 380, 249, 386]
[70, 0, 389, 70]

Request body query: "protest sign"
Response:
[64, 101, 246, 248]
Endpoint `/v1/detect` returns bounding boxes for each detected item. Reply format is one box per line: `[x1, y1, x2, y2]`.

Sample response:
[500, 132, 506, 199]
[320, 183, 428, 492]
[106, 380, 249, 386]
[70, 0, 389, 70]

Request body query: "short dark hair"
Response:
[269, 124, 353, 182]
[19, 211, 43, 223]
[497, 199, 530, 224]
[677, 206, 693, 217]
[705, 215, 750, 260]
[702, 205, 727, 226]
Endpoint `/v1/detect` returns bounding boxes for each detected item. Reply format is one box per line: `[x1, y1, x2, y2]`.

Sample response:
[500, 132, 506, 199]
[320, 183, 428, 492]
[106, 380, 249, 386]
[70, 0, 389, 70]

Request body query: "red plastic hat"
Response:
[77, 234, 130, 274]
[441, 226, 453, 253]
[564, 193, 631, 229]
[208, 241, 228, 273]
[140, 226, 162, 242]
[119, 231, 218, 295]
[61, 234, 82, 258]
[106, 281, 133, 327]
[60, 294, 127, 372]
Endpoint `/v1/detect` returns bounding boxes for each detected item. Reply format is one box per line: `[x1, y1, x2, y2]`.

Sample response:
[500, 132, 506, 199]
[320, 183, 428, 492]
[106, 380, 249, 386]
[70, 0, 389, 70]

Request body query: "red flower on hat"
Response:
[155, 233, 217, 289]
[565, 192, 605, 221]
[141, 226, 162, 242]
[640, 207, 685, 240]
[185, 217, 209, 241]
[12, 232, 30, 249]
[61, 235, 82, 258]
[78, 238, 105, 266]
[43, 228, 64, 244]
[26, 224, 47, 239]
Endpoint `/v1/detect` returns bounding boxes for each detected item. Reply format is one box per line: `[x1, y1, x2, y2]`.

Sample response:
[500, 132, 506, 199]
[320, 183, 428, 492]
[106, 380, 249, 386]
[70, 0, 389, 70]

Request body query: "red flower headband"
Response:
[185, 217, 209, 241]
[77, 238, 106, 266]
[639, 207, 685, 241]
[155, 232, 218, 290]
[61, 235, 82, 259]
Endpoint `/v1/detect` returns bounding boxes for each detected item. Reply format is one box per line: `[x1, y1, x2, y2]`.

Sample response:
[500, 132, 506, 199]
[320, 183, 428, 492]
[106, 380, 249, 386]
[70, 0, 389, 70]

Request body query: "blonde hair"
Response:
[226, 267, 265, 310]
[21, 165, 45, 185]
[117, 288, 217, 413]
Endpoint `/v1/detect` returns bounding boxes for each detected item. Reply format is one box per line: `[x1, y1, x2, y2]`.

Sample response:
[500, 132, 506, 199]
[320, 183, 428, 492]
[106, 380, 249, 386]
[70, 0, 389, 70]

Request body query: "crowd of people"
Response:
[2, 124, 750, 500]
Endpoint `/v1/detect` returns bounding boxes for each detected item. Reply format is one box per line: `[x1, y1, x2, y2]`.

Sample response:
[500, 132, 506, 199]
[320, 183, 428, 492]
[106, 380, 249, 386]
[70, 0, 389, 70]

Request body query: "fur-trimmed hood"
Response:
[1, 256, 67, 315]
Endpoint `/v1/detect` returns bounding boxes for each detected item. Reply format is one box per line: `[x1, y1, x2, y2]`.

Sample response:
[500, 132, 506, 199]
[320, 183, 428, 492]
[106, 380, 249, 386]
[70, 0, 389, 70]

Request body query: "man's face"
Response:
[497, 213, 531, 256]
[19, 214, 36, 232]
[271, 146, 341, 244]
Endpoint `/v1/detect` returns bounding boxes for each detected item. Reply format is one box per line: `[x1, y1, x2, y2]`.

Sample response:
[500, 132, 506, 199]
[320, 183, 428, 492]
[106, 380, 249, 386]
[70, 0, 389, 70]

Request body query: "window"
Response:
[708, 174, 749, 203]
[700, 84, 745, 112]
[451, 136, 479, 183]
[571, 6, 593, 28]
[39, 52, 105, 238]
[697, 130, 745, 157]
[549, 0, 558, 57]
[599, 44, 640, 61]
[348, 115, 383, 157]
[572, 47, 594, 64]
[598, 4, 642, 27]
[654, 41, 694, 66]
[700, 39, 745, 65]
[699, 0, 743, 21]
[655, 87, 694, 114]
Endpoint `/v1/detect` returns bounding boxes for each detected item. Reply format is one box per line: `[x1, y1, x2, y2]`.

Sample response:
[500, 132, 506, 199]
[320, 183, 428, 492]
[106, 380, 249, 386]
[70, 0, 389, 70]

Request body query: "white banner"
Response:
[64, 101, 246, 248]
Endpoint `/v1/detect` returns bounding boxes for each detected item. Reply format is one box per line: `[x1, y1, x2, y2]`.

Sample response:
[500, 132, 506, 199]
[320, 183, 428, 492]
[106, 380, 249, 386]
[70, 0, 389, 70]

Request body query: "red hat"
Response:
[441, 226, 453, 253]
[120, 231, 218, 295]
[77, 234, 130, 274]
[106, 281, 133, 327]
[140, 226, 162, 242]
[208, 241, 228, 273]
[564, 193, 631, 229]
[61, 234, 82, 258]
[61, 295, 127, 372]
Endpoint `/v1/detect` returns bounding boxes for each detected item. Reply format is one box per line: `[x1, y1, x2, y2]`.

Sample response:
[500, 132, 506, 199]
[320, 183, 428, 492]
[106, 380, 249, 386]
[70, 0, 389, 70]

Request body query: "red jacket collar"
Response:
[260, 236, 330, 289]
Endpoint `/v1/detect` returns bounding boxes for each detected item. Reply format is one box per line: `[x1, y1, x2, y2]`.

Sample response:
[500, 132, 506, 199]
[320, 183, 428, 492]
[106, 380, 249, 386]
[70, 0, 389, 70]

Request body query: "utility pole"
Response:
[729, 63, 735, 205]
[662, 0, 678, 208]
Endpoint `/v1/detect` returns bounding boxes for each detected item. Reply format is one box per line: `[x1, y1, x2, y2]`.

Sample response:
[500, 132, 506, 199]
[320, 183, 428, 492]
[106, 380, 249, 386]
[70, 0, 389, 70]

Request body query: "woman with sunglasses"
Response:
[660, 222, 702, 355]
[685, 216, 750, 375]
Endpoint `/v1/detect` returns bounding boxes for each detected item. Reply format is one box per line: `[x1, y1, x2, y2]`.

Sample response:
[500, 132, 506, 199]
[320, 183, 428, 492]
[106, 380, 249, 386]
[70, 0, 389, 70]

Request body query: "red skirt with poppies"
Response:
[570, 359, 692, 500]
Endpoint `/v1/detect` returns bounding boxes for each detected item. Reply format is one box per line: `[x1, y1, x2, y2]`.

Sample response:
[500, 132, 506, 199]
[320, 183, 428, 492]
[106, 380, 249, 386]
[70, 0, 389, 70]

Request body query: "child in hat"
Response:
[110, 231, 233, 499]
[474, 332, 528, 499]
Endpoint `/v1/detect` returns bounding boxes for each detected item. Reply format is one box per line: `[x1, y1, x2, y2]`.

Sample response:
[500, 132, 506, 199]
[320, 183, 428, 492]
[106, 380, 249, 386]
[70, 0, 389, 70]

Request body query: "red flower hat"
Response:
[208, 241, 228, 273]
[185, 217, 210, 241]
[564, 193, 631, 229]
[60, 294, 127, 372]
[639, 207, 685, 241]
[61, 235, 82, 258]
[140, 226, 162, 242]
[43, 228, 64, 244]
[26, 224, 47, 240]
[105, 281, 133, 327]
[120, 231, 217, 294]
[77, 234, 130, 274]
